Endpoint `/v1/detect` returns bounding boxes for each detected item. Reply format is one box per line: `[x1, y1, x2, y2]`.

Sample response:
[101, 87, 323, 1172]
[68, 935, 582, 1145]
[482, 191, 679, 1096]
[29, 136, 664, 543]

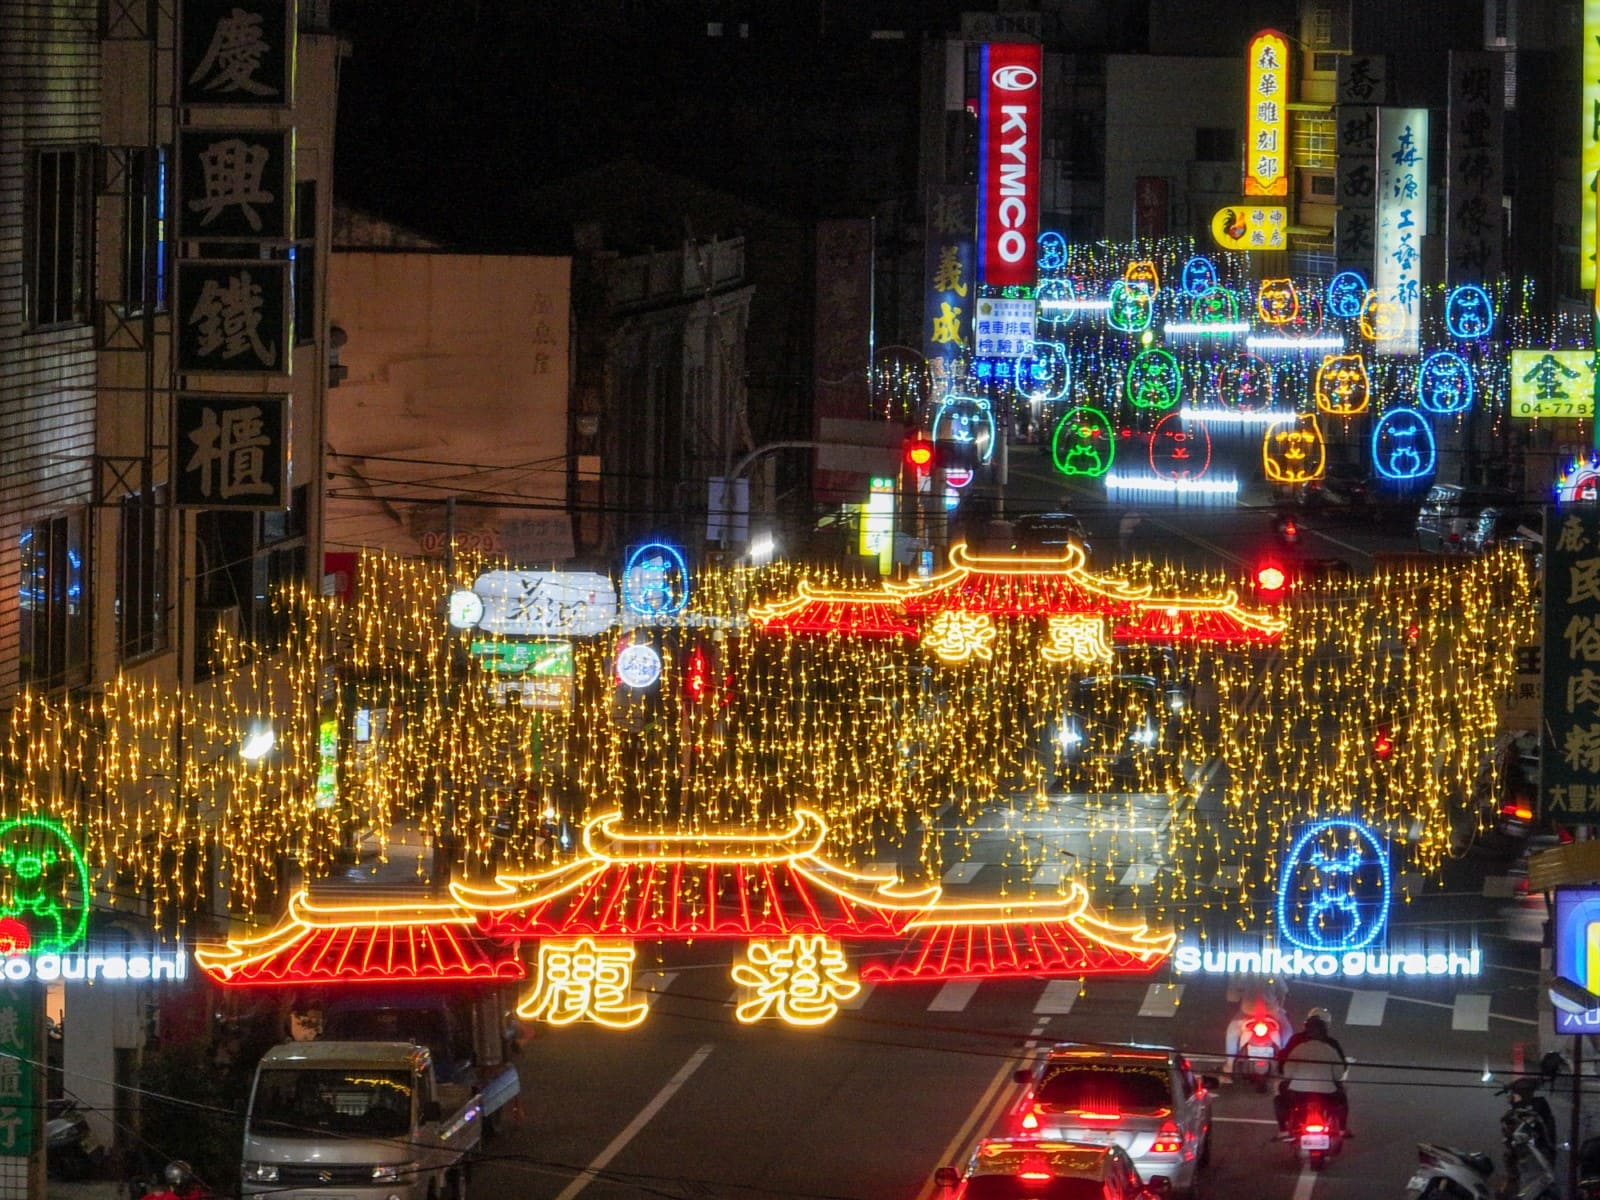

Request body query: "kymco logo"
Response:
[992, 65, 1037, 91]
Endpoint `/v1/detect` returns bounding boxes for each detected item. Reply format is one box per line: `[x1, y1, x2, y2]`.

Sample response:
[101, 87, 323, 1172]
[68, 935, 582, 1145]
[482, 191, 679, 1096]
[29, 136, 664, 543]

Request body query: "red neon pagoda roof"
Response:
[748, 582, 919, 637]
[860, 918, 1171, 982]
[195, 896, 524, 987]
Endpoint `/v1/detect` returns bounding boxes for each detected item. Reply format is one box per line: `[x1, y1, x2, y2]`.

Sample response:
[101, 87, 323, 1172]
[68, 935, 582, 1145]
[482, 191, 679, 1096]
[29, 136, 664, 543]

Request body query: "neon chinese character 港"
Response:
[518, 938, 649, 1029]
[731, 935, 859, 1027]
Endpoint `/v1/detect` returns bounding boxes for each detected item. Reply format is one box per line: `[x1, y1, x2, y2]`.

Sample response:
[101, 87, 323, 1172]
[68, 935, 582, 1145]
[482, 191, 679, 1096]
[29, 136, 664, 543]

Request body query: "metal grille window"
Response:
[120, 147, 169, 316]
[27, 147, 92, 327]
[1290, 112, 1337, 172]
[117, 487, 167, 661]
[19, 510, 90, 690]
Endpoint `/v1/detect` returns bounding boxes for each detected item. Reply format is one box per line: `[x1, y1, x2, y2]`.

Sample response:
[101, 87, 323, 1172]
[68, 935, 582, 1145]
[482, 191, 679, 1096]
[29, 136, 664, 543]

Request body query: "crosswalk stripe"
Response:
[1452, 993, 1491, 1032]
[1031, 862, 1070, 886]
[1035, 980, 1080, 1016]
[929, 980, 982, 1012]
[1482, 875, 1518, 898]
[839, 983, 874, 1011]
[943, 861, 984, 885]
[1120, 862, 1159, 887]
[1137, 983, 1184, 1018]
[633, 971, 677, 1008]
[1345, 990, 1388, 1026]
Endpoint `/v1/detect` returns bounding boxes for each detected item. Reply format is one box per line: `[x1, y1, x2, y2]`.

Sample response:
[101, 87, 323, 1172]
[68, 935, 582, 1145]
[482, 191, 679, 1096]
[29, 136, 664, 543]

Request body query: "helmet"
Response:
[1303, 1007, 1332, 1036]
[164, 1162, 195, 1188]
[1305, 1006, 1332, 1025]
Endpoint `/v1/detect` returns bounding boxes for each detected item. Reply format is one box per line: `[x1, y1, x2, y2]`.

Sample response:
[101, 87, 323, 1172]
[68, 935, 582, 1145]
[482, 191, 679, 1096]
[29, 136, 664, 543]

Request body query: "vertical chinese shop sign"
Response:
[1543, 507, 1600, 821]
[1375, 108, 1429, 356]
[1583, 0, 1600, 290]
[0, 987, 37, 1198]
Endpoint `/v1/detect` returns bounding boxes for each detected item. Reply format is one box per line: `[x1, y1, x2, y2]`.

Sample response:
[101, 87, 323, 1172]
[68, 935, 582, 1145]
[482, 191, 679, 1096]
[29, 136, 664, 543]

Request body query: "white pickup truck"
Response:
[241, 1040, 518, 1200]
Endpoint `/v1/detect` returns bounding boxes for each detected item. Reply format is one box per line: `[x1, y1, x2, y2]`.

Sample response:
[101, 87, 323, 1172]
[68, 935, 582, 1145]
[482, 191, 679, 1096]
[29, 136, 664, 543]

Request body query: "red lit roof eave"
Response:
[198, 924, 525, 987]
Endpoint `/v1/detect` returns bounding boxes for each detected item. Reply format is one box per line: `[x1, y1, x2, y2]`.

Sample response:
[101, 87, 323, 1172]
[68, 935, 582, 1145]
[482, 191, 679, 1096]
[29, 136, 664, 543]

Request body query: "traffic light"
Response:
[904, 435, 936, 475]
[1254, 560, 1289, 600]
[685, 643, 712, 705]
[1273, 514, 1300, 546]
[1371, 724, 1395, 761]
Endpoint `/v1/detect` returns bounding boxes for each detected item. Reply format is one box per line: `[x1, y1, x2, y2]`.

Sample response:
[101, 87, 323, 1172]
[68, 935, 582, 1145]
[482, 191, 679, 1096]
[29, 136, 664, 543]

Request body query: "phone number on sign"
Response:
[1513, 400, 1591, 419]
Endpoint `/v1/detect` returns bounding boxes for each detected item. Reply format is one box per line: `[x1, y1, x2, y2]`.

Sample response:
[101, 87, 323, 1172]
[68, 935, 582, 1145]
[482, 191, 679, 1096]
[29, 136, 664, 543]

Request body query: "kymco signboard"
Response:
[976, 42, 1042, 289]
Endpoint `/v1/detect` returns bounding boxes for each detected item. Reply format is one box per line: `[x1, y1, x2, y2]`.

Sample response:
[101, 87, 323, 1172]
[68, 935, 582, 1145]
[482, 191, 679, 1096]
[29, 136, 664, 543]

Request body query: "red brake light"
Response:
[1256, 563, 1288, 595]
[1251, 1020, 1271, 1038]
[1018, 1170, 1052, 1182]
[1303, 1122, 1327, 1134]
[1019, 1107, 1040, 1131]
[1150, 1120, 1183, 1154]
[1372, 726, 1395, 760]
[1501, 803, 1534, 821]
[1072, 1109, 1122, 1123]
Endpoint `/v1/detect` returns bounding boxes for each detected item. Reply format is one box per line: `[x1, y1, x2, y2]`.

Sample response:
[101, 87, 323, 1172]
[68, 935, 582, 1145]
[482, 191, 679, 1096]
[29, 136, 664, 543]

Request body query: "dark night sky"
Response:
[331, 0, 974, 247]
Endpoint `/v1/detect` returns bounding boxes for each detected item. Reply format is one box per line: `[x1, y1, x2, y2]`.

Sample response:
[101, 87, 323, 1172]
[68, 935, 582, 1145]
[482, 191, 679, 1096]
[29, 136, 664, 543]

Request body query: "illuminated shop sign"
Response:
[1211, 205, 1286, 251]
[1173, 941, 1481, 978]
[976, 42, 1043, 289]
[973, 297, 1036, 358]
[1244, 30, 1290, 197]
[1584, 0, 1600, 290]
[0, 950, 190, 984]
[1555, 887, 1600, 1031]
[473, 570, 618, 638]
[1509, 350, 1596, 419]
[1374, 108, 1429, 356]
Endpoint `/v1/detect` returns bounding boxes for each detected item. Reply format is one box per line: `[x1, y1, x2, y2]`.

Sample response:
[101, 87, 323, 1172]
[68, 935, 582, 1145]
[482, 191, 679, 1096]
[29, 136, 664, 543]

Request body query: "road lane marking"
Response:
[930, 980, 982, 1012]
[1213, 1116, 1277, 1125]
[1031, 862, 1070, 886]
[551, 1043, 713, 1200]
[914, 1020, 1048, 1200]
[1119, 861, 1159, 886]
[1292, 1163, 1318, 1200]
[1299, 979, 1537, 1026]
[1138, 983, 1184, 1018]
[839, 982, 874, 1010]
[631, 971, 677, 1007]
[1345, 990, 1388, 1027]
[1035, 980, 1080, 1015]
[1452, 993, 1492, 1032]
[943, 861, 984, 884]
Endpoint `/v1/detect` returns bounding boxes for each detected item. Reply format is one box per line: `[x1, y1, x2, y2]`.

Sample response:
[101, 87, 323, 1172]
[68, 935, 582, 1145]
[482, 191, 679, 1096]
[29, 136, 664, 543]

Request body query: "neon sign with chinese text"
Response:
[1245, 30, 1290, 197]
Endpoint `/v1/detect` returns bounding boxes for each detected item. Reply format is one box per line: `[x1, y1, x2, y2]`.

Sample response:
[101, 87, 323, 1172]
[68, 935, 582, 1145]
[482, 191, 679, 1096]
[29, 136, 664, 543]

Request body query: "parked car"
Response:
[1416, 484, 1518, 552]
[934, 1138, 1170, 1199]
[1006, 1043, 1215, 1198]
[1463, 505, 1543, 556]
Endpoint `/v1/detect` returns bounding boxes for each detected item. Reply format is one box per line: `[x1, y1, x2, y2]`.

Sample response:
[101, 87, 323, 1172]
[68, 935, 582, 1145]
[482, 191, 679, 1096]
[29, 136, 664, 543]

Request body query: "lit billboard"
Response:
[1585, 0, 1600, 289]
[1555, 887, 1600, 1032]
[1374, 107, 1429, 356]
[976, 42, 1042, 289]
[1244, 30, 1290, 197]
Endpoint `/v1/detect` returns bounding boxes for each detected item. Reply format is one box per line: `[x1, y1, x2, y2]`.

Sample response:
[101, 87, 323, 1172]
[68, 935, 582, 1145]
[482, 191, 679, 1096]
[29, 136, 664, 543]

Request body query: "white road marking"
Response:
[1292, 1162, 1318, 1200]
[1452, 993, 1492, 1032]
[1213, 1116, 1278, 1125]
[550, 1043, 714, 1200]
[839, 982, 874, 1011]
[1120, 861, 1160, 886]
[930, 980, 982, 1012]
[1035, 980, 1080, 1015]
[914, 1020, 1048, 1200]
[943, 861, 984, 884]
[1137, 982, 1184, 1018]
[632, 971, 677, 1007]
[1345, 990, 1388, 1027]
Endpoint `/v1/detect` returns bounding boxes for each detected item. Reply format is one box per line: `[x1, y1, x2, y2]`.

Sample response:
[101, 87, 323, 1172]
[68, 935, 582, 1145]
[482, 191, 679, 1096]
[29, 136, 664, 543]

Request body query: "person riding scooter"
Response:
[1275, 1008, 1350, 1137]
[1224, 982, 1290, 1082]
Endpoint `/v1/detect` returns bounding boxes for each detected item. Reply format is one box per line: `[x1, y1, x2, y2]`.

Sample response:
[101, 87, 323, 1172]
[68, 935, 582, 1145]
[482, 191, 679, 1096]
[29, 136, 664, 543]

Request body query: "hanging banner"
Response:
[923, 185, 974, 381]
[1244, 30, 1290, 197]
[1543, 507, 1600, 822]
[1447, 52, 1505, 284]
[975, 42, 1042, 289]
[173, 393, 288, 508]
[1374, 107, 1429, 356]
[179, 0, 295, 107]
[1335, 105, 1378, 273]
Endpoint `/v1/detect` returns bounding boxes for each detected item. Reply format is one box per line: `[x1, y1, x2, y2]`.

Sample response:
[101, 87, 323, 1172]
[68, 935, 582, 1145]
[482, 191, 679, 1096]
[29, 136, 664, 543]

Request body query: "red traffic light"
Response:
[1255, 562, 1288, 597]
[904, 437, 936, 472]
[1372, 724, 1395, 760]
[686, 644, 711, 704]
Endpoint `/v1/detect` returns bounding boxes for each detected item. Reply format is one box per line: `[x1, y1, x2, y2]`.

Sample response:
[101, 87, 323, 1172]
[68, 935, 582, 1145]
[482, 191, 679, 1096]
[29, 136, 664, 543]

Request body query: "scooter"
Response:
[1287, 1092, 1345, 1171]
[1233, 1013, 1282, 1093]
[45, 1099, 103, 1180]
[1404, 1076, 1559, 1199]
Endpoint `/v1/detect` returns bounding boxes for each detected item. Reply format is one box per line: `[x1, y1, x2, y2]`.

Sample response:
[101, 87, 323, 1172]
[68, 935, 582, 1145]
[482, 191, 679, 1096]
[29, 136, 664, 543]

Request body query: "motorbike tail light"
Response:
[1303, 1122, 1327, 1135]
[1150, 1121, 1183, 1154]
[1500, 803, 1534, 821]
[1250, 1020, 1271, 1038]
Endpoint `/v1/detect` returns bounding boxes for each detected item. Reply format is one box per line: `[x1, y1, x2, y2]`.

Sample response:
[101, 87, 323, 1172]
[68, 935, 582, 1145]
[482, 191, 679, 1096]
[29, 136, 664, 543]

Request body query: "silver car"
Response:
[1008, 1043, 1214, 1199]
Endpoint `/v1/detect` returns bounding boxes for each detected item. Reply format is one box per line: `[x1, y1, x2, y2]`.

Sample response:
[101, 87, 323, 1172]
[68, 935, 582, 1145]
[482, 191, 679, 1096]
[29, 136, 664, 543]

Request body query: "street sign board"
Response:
[1509, 350, 1597, 419]
[473, 570, 617, 638]
[1543, 507, 1600, 822]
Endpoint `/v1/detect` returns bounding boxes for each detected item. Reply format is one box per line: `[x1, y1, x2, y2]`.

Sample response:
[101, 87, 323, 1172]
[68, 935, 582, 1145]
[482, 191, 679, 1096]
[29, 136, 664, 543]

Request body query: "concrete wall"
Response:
[326, 252, 573, 563]
[1103, 56, 1242, 243]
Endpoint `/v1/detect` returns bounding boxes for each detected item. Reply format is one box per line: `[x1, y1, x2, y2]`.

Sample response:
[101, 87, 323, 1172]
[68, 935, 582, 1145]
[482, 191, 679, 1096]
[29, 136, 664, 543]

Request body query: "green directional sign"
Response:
[470, 640, 573, 677]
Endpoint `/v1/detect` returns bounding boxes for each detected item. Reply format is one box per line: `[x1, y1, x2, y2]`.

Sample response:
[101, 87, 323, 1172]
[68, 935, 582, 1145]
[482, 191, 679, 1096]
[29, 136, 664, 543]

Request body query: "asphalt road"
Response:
[469, 848, 1549, 1200]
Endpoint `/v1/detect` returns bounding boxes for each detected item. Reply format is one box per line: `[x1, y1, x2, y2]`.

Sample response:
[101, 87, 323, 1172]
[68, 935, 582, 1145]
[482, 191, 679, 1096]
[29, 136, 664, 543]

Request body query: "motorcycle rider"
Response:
[1223, 981, 1290, 1075]
[1275, 1007, 1350, 1137]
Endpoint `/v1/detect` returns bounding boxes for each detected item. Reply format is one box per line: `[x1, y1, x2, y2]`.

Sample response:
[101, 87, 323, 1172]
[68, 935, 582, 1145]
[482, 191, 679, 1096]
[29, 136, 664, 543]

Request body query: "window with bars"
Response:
[27, 147, 92, 327]
[117, 487, 168, 661]
[120, 147, 169, 317]
[20, 510, 90, 690]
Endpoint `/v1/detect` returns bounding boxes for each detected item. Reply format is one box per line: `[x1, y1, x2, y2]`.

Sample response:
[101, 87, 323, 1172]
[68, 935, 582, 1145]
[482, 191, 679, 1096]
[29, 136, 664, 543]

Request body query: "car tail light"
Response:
[1019, 1106, 1041, 1131]
[1150, 1121, 1183, 1154]
[1500, 802, 1534, 821]
[1018, 1170, 1052, 1182]
[1072, 1109, 1122, 1123]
